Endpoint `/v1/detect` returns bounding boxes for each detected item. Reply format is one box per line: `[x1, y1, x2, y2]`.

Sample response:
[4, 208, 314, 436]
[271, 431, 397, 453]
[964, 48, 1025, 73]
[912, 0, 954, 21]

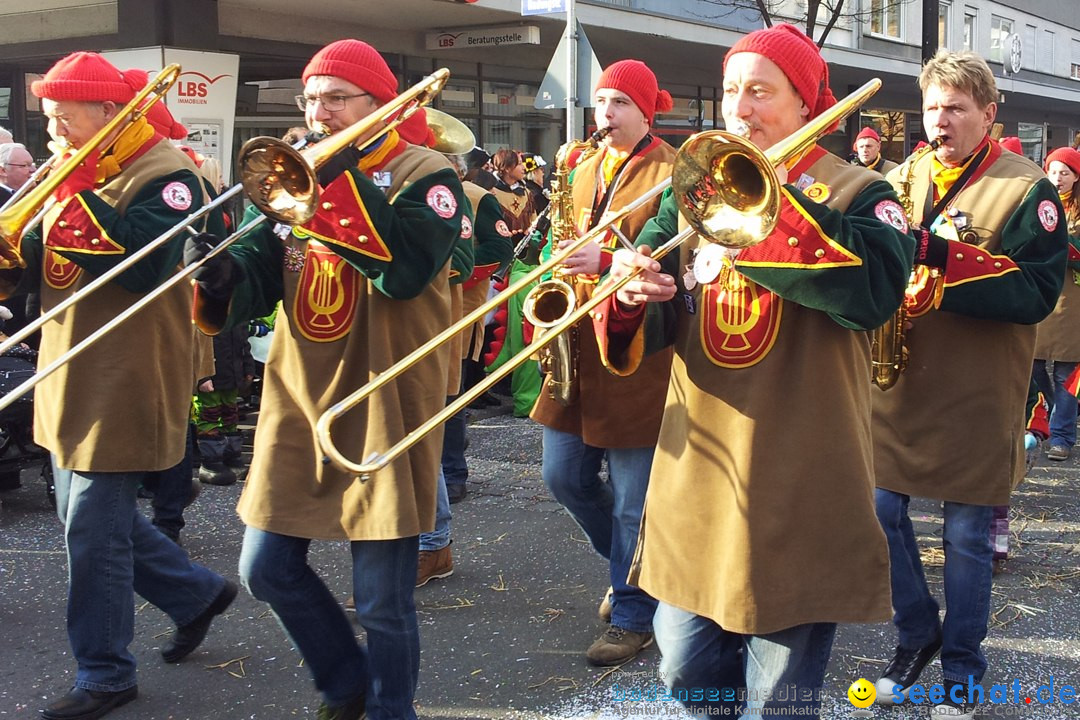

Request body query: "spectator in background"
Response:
[0, 126, 12, 145]
[521, 152, 549, 215]
[0, 142, 36, 205]
[464, 145, 497, 190]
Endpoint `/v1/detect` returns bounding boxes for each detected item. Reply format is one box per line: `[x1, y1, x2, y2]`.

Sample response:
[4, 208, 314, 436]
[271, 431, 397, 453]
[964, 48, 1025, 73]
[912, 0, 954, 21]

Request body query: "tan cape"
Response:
[874, 151, 1046, 506]
[35, 140, 201, 472]
[530, 138, 675, 448]
[628, 153, 893, 634]
[1034, 215, 1080, 361]
[237, 143, 455, 541]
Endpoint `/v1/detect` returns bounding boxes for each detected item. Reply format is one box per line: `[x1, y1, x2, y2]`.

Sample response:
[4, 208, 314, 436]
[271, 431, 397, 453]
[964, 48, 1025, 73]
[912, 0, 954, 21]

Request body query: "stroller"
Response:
[0, 347, 54, 506]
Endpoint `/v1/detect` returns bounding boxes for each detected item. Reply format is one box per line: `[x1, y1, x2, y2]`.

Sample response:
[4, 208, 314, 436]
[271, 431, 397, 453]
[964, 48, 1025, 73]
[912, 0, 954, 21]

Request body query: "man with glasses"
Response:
[0, 143, 36, 205]
[186, 39, 467, 720]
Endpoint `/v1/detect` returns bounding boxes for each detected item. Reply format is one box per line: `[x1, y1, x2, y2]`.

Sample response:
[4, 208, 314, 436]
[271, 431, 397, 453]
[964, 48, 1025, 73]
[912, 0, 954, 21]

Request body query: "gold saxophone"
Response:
[522, 128, 610, 406]
[870, 138, 943, 390]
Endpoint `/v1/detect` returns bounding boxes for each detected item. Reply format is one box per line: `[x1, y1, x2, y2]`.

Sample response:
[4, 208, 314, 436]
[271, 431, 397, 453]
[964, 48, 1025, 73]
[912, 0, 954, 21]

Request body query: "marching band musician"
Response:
[184, 39, 467, 720]
[531, 59, 675, 666]
[0, 52, 235, 720]
[491, 148, 536, 241]
[871, 50, 1067, 719]
[600, 25, 914, 715]
[851, 126, 898, 174]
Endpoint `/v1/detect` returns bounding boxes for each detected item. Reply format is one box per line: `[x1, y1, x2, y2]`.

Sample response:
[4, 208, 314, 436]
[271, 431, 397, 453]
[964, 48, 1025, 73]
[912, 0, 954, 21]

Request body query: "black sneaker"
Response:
[874, 633, 943, 704]
[930, 683, 977, 719]
[316, 694, 366, 720]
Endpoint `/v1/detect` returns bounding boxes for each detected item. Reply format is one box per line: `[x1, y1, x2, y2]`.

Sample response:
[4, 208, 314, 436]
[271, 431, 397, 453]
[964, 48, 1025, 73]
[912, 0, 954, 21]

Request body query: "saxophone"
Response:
[870, 138, 943, 390]
[522, 128, 610, 406]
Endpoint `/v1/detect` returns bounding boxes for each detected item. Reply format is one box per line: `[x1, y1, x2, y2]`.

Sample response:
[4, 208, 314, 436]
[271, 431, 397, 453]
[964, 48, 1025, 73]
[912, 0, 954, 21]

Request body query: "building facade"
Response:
[0, 0, 1078, 176]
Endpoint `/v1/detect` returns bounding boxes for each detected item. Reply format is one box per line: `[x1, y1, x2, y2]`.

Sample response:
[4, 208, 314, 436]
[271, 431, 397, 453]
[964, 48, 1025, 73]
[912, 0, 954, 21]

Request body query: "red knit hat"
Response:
[998, 136, 1022, 155]
[853, 126, 880, 150]
[302, 39, 398, 103]
[595, 59, 673, 124]
[32, 52, 143, 103]
[145, 102, 189, 140]
[724, 24, 837, 123]
[1044, 147, 1080, 177]
[397, 108, 436, 147]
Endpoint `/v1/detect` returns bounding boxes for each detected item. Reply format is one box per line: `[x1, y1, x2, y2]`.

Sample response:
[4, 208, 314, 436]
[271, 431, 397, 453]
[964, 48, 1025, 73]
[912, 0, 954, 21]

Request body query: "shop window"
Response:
[1017, 122, 1043, 164]
[869, 0, 901, 40]
[938, 2, 951, 49]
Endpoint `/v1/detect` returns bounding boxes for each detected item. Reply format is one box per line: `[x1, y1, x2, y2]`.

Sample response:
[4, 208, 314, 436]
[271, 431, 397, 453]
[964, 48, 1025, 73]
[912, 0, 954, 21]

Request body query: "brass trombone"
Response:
[0, 68, 453, 414]
[317, 79, 883, 477]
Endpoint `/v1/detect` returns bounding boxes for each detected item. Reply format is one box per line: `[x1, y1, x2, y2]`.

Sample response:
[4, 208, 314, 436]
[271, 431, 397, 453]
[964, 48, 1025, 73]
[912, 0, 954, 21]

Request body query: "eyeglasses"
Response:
[4, 162, 34, 169]
[295, 92, 370, 112]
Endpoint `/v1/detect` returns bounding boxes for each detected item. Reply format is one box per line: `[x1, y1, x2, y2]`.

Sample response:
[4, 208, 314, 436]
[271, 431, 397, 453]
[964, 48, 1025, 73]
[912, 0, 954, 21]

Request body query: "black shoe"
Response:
[198, 462, 237, 486]
[42, 686, 138, 720]
[161, 580, 238, 663]
[316, 694, 367, 720]
[874, 632, 943, 703]
[447, 483, 468, 504]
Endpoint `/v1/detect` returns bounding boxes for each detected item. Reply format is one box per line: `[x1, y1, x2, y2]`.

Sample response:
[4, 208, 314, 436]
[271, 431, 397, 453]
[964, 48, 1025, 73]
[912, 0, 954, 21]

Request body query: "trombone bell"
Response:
[238, 137, 319, 226]
[425, 108, 476, 156]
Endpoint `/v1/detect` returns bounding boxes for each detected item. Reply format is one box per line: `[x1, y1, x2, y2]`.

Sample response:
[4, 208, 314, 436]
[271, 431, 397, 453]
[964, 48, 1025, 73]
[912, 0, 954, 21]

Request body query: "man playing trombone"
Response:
[185, 40, 466, 720]
[0, 52, 235, 720]
[530, 59, 675, 666]
[601, 24, 914, 716]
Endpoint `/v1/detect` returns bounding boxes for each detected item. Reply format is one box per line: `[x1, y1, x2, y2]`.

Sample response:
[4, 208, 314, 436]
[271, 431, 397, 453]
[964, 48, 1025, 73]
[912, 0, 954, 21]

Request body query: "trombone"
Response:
[0, 68, 453, 414]
[317, 78, 883, 477]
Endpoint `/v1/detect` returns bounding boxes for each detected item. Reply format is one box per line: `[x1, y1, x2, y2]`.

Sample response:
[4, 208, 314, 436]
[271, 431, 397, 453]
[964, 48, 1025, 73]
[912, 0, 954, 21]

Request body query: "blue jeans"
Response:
[239, 527, 420, 719]
[653, 602, 835, 716]
[143, 423, 196, 540]
[875, 488, 993, 685]
[541, 427, 656, 634]
[1032, 359, 1078, 447]
[53, 464, 226, 692]
[441, 382, 468, 489]
[418, 468, 451, 552]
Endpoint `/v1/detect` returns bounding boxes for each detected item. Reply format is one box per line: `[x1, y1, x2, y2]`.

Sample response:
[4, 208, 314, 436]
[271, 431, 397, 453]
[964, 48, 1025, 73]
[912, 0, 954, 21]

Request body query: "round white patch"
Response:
[1038, 200, 1059, 232]
[426, 185, 458, 219]
[460, 215, 473, 240]
[162, 181, 193, 211]
[692, 243, 726, 285]
[874, 200, 909, 233]
[495, 220, 512, 238]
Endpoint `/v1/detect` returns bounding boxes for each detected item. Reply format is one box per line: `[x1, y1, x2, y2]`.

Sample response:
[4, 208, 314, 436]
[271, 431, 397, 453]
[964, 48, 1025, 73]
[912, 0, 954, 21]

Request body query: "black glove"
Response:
[184, 232, 241, 300]
[912, 224, 949, 269]
[316, 144, 364, 188]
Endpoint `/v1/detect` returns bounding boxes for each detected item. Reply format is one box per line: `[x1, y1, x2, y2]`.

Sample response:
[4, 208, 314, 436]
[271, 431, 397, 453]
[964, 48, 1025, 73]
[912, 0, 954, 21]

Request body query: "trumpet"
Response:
[0, 68, 454, 414]
[316, 79, 883, 477]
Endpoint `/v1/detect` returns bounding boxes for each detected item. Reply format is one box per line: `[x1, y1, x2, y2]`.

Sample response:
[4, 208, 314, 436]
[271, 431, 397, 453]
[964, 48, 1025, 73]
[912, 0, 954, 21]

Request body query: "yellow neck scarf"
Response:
[931, 147, 979, 199]
[600, 146, 629, 187]
[358, 130, 400, 173]
[48, 116, 156, 185]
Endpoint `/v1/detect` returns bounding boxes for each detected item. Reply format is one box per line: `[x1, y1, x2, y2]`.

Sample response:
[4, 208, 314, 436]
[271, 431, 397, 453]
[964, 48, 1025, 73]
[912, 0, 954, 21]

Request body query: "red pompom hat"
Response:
[302, 39, 398, 103]
[32, 52, 144, 103]
[145, 102, 189, 140]
[1044, 146, 1080, 177]
[853, 126, 880, 149]
[998, 136, 1022, 155]
[396, 108, 436, 148]
[724, 24, 837, 123]
[595, 59, 673, 125]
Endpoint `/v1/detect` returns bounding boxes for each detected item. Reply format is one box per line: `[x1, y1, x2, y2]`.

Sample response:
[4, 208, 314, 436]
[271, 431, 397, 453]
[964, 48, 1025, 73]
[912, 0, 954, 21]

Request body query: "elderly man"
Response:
[0, 142, 36, 204]
[0, 52, 234, 720]
[600, 24, 913, 716]
[186, 39, 466, 720]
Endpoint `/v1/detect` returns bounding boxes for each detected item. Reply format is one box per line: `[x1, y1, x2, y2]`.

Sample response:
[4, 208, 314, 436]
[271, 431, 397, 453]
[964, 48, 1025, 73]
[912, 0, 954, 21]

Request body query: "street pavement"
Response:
[2, 401, 1079, 719]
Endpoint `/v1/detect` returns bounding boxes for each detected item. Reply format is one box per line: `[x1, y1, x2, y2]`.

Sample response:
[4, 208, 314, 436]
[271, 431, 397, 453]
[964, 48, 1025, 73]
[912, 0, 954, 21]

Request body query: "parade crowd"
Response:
[1, 20, 1078, 720]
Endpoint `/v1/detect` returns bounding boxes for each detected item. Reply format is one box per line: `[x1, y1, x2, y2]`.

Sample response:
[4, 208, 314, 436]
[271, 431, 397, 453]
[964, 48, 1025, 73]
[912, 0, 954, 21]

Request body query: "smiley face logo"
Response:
[848, 678, 877, 708]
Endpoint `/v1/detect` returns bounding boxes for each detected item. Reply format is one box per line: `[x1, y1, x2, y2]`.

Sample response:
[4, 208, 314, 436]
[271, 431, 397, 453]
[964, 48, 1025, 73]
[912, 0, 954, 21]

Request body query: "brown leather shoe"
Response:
[416, 544, 453, 587]
[1047, 444, 1071, 461]
[585, 625, 654, 666]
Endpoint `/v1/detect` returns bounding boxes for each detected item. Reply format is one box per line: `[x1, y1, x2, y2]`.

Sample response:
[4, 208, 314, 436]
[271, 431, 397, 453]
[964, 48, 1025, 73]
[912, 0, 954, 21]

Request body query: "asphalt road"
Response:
[2, 405, 1079, 719]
